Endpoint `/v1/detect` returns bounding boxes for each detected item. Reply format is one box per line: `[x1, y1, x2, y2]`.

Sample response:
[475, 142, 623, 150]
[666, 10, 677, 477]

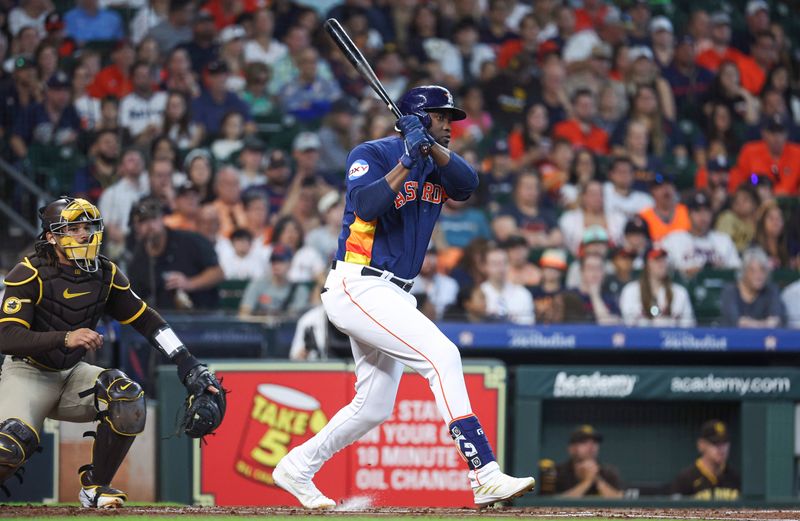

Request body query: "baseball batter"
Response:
[0, 197, 225, 508]
[273, 86, 536, 508]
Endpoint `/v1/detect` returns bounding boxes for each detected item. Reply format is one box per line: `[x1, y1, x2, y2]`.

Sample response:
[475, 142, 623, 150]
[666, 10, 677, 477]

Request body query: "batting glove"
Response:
[396, 114, 424, 136]
[400, 127, 431, 169]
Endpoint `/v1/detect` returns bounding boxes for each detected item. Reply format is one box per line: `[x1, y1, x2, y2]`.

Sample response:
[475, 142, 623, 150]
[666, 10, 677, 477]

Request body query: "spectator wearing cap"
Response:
[128, 197, 224, 310]
[624, 51, 678, 128]
[411, 247, 460, 321]
[215, 227, 265, 281]
[98, 147, 148, 256]
[604, 156, 654, 222]
[564, 225, 612, 289]
[317, 97, 360, 181]
[290, 132, 325, 190]
[661, 192, 741, 277]
[662, 35, 715, 121]
[695, 156, 731, 215]
[730, 115, 800, 196]
[0, 57, 41, 140]
[732, 0, 771, 54]
[278, 47, 342, 124]
[715, 184, 759, 253]
[670, 420, 740, 500]
[747, 89, 800, 144]
[720, 247, 786, 328]
[146, 0, 193, 53]
[480, 244, 535, 325]
[499, 172, 563, 249]
[236, 136, 267, 190]
[218, 25, 247, 93]
[8, 0, 50, 38]
[207, 165, 247, 239]
[621, 216, 650, 270]
[72, 129, 121, 202]
[649, 16, 674, 70]
[563, 251, 621, 324]
[86, 40, 134, 99]
[619, 246, 695, 327]
[476, 138, 518, 215]
[243, 9, 288, 67]
[538, 424, 623, 497]
[10, 70, 80, 159]
[638, 173, 691, 242]
[559, 180, 625, 256]
[119, 61, 168, 143]
[553, 89, 609, 155]
[191, 59, 254, 137]
[501, 235, 540, 288]
[163, 181, 202, 232]
[179, 9, 219, 76]
[306, 191, 345, 263]
[239, 246, 309, 317]
[695, 12, 763, 95]
[529, 248, 567, 324]
[64, 0, 124, 44]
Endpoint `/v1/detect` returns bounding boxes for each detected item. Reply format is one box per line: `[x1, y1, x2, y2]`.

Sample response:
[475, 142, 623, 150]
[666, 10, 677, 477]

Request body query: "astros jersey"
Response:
[336, 136, 474, 280]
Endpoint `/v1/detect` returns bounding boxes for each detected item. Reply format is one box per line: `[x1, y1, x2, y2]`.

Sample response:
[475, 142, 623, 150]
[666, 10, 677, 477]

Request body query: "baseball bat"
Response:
[324, 18, 402, 119]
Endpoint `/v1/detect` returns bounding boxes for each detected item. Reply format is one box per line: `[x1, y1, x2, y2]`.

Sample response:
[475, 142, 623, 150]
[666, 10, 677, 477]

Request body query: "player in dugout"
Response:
[670, 419, 741, 500]
[0, 197, 225, 508]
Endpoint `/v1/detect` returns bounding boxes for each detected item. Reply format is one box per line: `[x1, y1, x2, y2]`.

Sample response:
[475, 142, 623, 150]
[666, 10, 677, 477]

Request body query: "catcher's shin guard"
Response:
[79, 369, 146, 486]
[0, 418, 39, 493]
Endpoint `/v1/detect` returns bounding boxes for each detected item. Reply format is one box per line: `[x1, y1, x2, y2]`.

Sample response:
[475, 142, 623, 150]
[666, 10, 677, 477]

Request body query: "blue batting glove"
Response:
[396, 115, 424, 136]
[400, 127, 431, 168]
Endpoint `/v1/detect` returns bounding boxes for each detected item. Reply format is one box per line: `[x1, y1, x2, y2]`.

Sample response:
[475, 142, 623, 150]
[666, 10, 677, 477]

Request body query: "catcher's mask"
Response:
[39, 196, 104, 273]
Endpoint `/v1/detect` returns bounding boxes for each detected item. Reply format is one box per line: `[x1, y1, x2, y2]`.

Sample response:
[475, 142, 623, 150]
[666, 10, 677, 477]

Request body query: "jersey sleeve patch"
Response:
[348, 159, 370, 180]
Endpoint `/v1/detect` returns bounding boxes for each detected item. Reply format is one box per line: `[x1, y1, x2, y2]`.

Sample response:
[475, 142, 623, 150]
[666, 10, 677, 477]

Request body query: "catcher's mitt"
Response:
[178, 364, 227, 439]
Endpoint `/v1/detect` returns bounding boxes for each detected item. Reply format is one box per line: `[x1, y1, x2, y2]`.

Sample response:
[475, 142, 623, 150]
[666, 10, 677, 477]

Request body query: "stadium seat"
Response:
[218, 279, 251, 312]
[27, 144, 85, 195]
[772, 268, 800, 289]
[685, 268, 737, 325]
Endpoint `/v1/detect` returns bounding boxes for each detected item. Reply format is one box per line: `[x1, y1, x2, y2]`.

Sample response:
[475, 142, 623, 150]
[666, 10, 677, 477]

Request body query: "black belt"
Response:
[331, 260, 414, 293]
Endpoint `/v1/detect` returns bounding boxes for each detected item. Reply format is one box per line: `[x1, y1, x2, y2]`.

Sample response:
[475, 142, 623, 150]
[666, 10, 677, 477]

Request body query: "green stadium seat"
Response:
[772, 268, 800, 289]
[684, 268, 737, 325]
[27, 144, 86, 195]
[219, 279, 251, 312]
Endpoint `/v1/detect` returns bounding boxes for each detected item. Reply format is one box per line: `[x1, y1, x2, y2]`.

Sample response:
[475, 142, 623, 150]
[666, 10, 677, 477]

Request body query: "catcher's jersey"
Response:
[336, 136, 476, 280]
[0, 254, 148, 370]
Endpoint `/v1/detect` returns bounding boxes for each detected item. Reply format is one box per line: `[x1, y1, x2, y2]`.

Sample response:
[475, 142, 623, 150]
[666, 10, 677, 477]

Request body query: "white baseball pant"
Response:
[280, 261, 473, 481]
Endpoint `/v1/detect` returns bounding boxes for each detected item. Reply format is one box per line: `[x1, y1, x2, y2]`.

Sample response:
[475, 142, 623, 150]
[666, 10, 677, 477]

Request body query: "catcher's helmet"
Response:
[39, 196, 104, 272]
[397, 86, 467, 128]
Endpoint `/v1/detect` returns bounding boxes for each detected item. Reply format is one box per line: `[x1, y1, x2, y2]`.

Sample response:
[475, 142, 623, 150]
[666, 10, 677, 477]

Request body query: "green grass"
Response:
[11, 518, 694, 521]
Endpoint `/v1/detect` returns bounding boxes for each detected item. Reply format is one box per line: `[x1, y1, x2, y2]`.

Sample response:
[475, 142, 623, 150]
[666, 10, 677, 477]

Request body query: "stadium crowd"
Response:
[2, 0, 800, 329]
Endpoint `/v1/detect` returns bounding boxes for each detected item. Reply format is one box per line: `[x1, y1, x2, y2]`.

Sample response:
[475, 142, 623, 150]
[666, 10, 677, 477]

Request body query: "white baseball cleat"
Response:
[470, 461, 536, 507]
[273, 460, 336, 509]
[79, 485, 127, 508]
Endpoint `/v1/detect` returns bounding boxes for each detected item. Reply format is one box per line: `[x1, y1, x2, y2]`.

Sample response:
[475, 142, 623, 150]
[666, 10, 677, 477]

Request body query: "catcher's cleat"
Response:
[79, 485, 127, 508]
[470, 461, 536, 507]
[273, 459, 336, 509]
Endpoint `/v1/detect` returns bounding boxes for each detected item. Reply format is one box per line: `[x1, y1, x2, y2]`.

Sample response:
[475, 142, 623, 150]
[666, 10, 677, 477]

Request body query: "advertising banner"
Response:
[517, 366, 800, 400]
[194, 362, 505, 507]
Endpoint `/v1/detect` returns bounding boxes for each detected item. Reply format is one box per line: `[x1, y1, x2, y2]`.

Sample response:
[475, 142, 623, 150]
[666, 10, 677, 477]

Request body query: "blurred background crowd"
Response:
[2, 0, 800, 333]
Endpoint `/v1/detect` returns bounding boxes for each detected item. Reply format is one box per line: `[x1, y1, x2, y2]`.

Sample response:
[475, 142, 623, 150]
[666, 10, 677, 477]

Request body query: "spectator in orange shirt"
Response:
[695, 12, 743, 73]
[497, 13, 540, 70]
[86, 40, 134, 99]
[164, 182, 201, 232]
[731, 116, 800, 196]
[207, 165, 247, 238]
[553, 89, 610, 155]
[574, 0, 610, 32]
[639, 173, 691, 242]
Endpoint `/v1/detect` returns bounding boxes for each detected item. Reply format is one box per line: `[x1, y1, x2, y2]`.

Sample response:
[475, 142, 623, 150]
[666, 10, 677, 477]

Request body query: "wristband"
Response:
[64, 331, 70, 347]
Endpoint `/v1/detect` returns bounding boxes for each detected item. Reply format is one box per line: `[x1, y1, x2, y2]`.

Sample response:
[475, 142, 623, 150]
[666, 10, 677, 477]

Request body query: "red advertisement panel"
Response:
[196, 363, 504, 507]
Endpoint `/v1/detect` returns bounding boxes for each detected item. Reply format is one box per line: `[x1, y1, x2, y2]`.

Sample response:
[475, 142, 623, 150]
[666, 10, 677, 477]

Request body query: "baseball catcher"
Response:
[0, 197, 225, 508]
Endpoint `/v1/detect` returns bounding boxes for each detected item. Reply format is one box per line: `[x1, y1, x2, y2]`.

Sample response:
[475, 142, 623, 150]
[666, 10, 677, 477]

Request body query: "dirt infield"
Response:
[2, 506, 800, 520]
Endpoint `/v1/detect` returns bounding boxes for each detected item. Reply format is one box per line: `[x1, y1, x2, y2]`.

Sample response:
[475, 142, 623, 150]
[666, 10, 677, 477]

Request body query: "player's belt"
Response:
[330, 260, 414, 293]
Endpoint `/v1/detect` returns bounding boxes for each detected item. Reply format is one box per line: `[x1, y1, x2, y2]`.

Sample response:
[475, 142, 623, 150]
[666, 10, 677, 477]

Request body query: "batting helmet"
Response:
[397, 86, 467, 128]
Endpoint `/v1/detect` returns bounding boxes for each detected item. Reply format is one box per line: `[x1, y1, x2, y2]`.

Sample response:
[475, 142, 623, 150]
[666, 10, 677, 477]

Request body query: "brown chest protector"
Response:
[26, 254, 113, 370]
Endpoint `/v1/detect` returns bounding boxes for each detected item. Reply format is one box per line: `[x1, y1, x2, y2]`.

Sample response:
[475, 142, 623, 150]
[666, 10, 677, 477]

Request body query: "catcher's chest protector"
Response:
[27, 255, 113, 370]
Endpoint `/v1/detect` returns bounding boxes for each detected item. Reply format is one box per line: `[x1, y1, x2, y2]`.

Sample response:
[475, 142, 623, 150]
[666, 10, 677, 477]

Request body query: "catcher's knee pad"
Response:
[94, 369, 146, 436]
[0, 418, 39, 480]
